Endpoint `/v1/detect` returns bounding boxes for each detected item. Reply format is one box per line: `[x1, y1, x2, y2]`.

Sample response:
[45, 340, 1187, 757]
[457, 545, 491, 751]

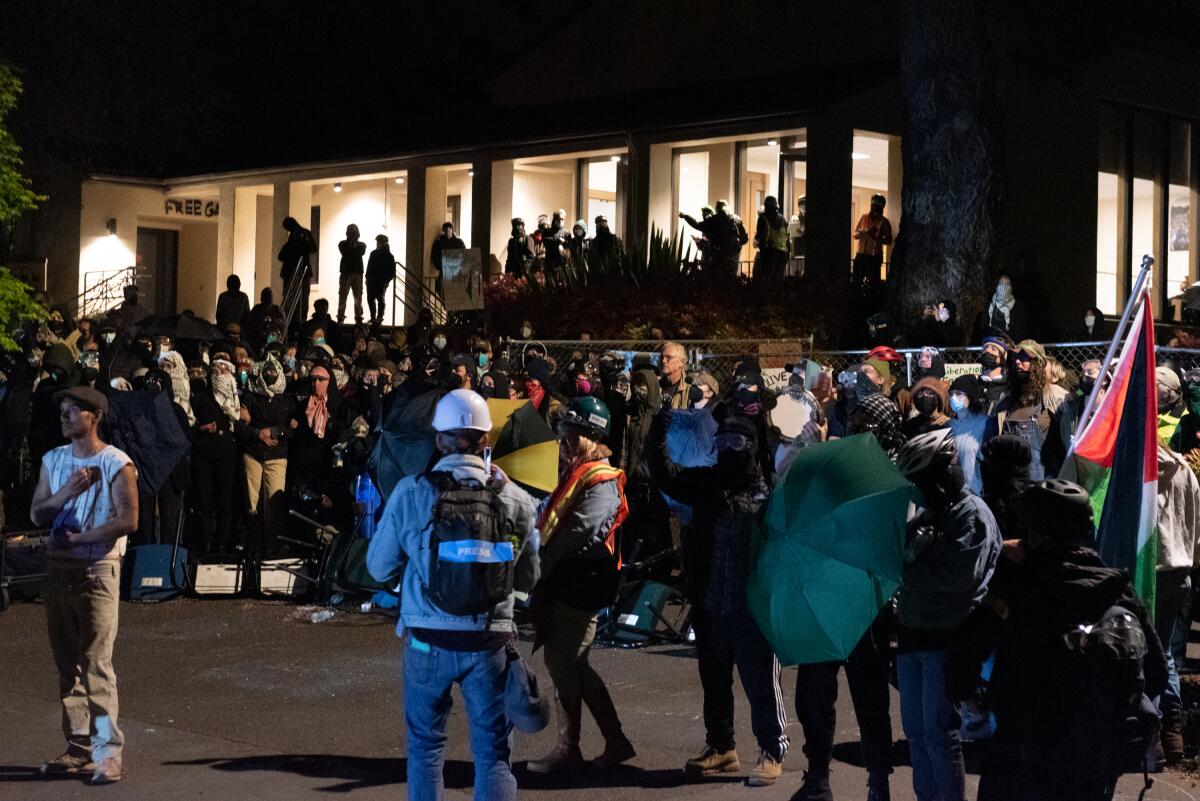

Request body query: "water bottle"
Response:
[310, 609, 335, 624]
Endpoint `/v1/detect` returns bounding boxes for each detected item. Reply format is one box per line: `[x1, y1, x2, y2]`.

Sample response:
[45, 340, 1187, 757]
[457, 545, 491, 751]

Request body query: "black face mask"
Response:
[979, 352, 1001, 371]
[716, 447, 756, 488]
[1078, 377, 1095, 397]
[190, 377, 208, 393]
[262, 369, 280, 387]
[914, 394, 938, 416]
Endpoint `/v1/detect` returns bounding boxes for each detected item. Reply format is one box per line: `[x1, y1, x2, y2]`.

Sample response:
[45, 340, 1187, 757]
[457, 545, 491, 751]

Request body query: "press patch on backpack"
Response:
[437, 540, 515, 564]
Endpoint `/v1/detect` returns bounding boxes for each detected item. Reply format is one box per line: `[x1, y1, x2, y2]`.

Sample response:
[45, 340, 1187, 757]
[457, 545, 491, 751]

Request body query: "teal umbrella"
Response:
[747, 433, 918, 665]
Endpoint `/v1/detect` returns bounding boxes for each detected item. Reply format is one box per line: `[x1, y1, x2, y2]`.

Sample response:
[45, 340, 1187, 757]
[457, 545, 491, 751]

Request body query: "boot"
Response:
[866, 771, 890, 801]
[583, 684, 635, 768]
[684, 745, 740, 777]
[1162, 713, 1185, 766]
[792, 766, 833, 801]
[528, 696, 584, 774]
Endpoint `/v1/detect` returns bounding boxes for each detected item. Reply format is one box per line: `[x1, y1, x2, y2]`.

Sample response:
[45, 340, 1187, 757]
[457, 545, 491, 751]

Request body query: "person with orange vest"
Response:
[528, 396, 635, 774]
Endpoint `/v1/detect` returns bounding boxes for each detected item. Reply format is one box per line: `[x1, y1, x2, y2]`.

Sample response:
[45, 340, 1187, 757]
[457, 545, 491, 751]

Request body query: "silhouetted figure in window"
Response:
[753, 195, 790, 279]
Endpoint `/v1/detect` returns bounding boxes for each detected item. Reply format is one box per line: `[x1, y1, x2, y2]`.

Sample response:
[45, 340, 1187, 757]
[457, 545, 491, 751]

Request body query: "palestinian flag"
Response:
[1071, 293, 1158, 609]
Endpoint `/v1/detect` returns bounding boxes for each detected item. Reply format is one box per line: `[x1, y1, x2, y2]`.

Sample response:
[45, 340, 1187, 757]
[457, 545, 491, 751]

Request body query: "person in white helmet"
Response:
[368, 389, 540, 801]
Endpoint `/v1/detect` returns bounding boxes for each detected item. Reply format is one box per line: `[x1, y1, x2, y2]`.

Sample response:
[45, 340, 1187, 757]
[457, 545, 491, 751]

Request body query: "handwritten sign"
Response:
[943, 363, 982, 380]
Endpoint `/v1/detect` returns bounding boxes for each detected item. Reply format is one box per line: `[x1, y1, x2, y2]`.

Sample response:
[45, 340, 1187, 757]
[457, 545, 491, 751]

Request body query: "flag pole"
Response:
[1068, 254, 1154, 457]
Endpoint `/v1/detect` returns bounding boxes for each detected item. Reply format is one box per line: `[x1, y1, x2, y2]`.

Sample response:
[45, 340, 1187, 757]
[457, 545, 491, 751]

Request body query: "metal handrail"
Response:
[281, 259, 311, 333]
[68, 266, 136, 319]
[385, 261, 447, 328]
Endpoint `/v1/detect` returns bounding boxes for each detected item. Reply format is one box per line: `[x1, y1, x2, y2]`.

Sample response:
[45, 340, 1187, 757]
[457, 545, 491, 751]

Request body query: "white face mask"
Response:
[1084, 314, 1096, 327]
[521, 327, 532, 338]
[994, 283, 1012, 302]
[433, 336, 447, 350]
[937, 307, 950, 322]
[102, 332, 116, 344]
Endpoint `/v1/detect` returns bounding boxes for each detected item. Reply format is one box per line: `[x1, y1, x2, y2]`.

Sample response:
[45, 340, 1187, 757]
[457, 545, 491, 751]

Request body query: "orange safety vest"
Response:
[536, 459, 629, 567]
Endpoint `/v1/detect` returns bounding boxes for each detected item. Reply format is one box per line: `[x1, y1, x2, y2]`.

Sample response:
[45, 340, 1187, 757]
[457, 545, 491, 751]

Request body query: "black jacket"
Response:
[338, 238, 366, 275]
[365, 247, 397, 288]
[190, 387, 237, 461]
[237, 391, 298, 462]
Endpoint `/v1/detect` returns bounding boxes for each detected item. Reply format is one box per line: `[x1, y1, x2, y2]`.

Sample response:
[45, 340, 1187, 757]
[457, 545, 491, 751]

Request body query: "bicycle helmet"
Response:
[1022, 479, 1094, 542]
[895, 428, 956, 478]
[559, 396, 611, 440]
[867, 345, 903, 363]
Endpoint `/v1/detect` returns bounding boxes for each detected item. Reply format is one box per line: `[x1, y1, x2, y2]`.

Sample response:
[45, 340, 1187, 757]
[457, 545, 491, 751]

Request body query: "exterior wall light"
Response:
[611, 154, 622, 162]
[394, 176, 405, 185]
[467, 169, 475, 177]
[333, 182, 343, 192]
[767, 139, 778, 146]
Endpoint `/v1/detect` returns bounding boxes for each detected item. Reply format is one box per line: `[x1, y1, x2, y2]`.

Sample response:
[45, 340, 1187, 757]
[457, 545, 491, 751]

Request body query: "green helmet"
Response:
[561, 396, 611, 439]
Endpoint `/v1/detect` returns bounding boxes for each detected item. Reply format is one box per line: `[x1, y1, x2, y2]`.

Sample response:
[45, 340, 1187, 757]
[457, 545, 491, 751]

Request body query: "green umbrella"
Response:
[747, 433, 918, 665]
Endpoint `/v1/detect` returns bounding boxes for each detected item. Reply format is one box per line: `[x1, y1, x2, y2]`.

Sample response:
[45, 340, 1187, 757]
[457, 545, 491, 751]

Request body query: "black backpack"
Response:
[1050, 603, 1159, 779]
[424, 472, 516, 617]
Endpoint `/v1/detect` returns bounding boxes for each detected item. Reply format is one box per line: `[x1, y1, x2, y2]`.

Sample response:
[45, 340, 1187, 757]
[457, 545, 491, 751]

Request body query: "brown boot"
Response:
[528, 696, 584, 774]
[1163, 715, 1185, 766]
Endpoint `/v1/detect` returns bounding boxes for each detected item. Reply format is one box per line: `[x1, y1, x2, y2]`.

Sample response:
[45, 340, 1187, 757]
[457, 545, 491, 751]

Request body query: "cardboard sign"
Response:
[943, 363, 982, 380]
[441, 248, 485, 311]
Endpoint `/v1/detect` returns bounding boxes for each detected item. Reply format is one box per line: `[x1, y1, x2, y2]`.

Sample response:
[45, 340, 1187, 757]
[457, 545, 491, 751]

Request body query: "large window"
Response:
[1096, 105, 1196, 319]
[850, 131, 898, 280]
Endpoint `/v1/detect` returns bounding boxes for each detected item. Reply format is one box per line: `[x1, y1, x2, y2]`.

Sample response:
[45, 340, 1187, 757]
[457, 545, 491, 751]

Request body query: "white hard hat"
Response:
[432, 389, 492, 433]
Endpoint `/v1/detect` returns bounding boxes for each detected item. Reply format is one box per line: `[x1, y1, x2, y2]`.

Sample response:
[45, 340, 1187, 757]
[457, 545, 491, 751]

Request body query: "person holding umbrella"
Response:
[647, 410, 789, 787]
[527, 397, 635, 773]
[894, 429, 1001, 801]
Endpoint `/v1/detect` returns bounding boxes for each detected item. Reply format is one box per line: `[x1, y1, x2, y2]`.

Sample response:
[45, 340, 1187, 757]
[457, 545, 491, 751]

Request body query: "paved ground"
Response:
[0, 597, 1197, 801]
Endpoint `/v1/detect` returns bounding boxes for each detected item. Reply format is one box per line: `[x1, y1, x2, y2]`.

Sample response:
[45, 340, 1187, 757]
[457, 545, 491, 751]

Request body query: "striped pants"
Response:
[692, 608, 789, 761]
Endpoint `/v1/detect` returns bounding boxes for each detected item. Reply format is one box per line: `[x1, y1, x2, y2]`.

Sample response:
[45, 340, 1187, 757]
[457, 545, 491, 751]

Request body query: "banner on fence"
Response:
[943, 364, 982, 381]
[441, 248, 485, 311]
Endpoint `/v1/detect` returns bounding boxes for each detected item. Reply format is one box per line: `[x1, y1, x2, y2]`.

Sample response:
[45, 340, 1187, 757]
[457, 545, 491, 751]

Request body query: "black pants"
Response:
[692, 608, 789, 761]
[977, 733, 1118, 801]
[793, 615, 893, 776]
[367, 282, 388, 322]
[134, 481, 184, 546]
[191, 452, 236, 554]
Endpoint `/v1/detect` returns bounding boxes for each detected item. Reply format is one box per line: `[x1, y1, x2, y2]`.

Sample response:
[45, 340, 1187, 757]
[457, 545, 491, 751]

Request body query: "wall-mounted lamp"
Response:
[467, 169, 475, 177]
[766, 139, 778, 146]
[611, 154, 623, 163]
[394, 176, 405, 185]
[106, 218, 117, 237]
[333, 182, 343, 192]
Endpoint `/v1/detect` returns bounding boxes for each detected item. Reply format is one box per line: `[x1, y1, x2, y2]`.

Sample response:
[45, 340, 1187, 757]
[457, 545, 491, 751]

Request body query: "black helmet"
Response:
[895, 428, 956, 478]
[1023, 479, 1094, 542]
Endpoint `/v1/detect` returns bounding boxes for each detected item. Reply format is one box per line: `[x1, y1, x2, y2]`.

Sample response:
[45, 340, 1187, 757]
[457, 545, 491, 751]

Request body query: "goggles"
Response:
[715, 431, 752, 452]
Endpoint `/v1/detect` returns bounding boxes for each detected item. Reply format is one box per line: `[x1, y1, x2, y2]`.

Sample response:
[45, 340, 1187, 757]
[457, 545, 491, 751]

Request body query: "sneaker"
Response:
[593, 735, 636, 769]
[89, 756, 124, 785]
[747, 751, 783, 786]
[527, 743, 584, 774]
[39, 752, 94, 776]
[684, 745, 740, 777]
[793, 770, 833, 801]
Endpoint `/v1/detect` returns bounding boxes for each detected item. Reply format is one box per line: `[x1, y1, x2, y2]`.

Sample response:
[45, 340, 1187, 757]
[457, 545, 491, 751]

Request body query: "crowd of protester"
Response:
[4, 244, 1194, 800]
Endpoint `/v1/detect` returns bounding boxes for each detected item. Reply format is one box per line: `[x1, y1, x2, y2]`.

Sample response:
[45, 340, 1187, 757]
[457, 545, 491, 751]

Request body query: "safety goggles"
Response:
[714, 431, 752, 452]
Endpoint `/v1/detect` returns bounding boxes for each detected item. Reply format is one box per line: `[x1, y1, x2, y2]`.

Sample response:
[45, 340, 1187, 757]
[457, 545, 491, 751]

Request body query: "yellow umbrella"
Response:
[486, 399, 559, 497]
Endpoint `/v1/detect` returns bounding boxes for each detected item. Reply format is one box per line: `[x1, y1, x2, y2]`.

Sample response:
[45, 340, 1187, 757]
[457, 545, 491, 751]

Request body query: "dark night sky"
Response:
[0, 0, 589, 176]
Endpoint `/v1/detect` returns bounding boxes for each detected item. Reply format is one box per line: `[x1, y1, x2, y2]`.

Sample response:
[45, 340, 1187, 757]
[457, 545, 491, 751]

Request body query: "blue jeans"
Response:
[898, 650, 965, 801]
[403, 635, 515, 801]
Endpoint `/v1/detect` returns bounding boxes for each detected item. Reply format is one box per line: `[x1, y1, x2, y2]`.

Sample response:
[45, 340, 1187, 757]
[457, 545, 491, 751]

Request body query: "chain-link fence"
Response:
[500, 337, 1200, 389]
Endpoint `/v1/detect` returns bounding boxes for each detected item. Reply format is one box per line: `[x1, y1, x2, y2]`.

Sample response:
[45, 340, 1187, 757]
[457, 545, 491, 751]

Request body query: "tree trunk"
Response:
[891, 0, 1002, 342]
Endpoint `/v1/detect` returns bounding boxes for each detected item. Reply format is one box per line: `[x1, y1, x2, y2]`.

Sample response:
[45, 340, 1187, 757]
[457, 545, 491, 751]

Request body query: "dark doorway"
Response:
[136, 227, 179, 314]
[310, 205, 321, 283]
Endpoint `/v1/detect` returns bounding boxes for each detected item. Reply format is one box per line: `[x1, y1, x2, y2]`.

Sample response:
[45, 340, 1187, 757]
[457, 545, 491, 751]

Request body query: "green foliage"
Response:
[0, 63, 46, 223]
[0, 265, 46, 350]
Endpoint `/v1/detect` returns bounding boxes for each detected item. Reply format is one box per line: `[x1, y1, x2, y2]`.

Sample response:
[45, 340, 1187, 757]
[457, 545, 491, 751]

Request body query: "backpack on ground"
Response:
[424, 471, 516, 617]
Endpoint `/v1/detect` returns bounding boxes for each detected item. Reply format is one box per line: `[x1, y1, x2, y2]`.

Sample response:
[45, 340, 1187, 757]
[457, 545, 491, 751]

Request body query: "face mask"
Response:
[190, 377, 208, 393]
[937, 307, 950, 323]
[238, 370, 249, 387]
[283, 356, 296, 371]
[949, 394, 968, 413]
[528, 383, 546, 408]
[262, 369, 280, 387]
[476, 353, 489, 368]
[520, 327, 532, 339]
[576, 378, 592, 395]
[1084, 315, 1096, 328]
[267, 334, 279, 344]
[1079, 377, 1096, 397]
[102, 332, 116, 345]
[433, 336, 447, 350]
[914, 394, 938, 416]
[159, 347, 173, 357]
[979, 351, 1001, 371]
[313, 337, 326, 346]
[733, 389, 762, 417]
[994, 283, 1012, 302]
[333, 369, 348, 389]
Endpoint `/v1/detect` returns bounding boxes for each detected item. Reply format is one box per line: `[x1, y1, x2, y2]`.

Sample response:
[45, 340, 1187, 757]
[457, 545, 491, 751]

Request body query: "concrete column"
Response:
[647, 142, 674, 244]
[471, 161, 495, 273]
[627, 135, 651, 249]
[804, 118, 854, 287]
[270, 179, 291, 300]
[425, 167, 449, 281]
[886, 137, 903, 231]
[216, 183, 236, 294]
[404, 166, 427, 325]
[233, 186, 258, 296]
[491, 160, 515, 272]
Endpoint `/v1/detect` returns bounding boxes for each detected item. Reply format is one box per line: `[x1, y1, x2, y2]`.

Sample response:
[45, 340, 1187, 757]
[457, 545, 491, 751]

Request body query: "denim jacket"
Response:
[367, 453, 540, 636]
